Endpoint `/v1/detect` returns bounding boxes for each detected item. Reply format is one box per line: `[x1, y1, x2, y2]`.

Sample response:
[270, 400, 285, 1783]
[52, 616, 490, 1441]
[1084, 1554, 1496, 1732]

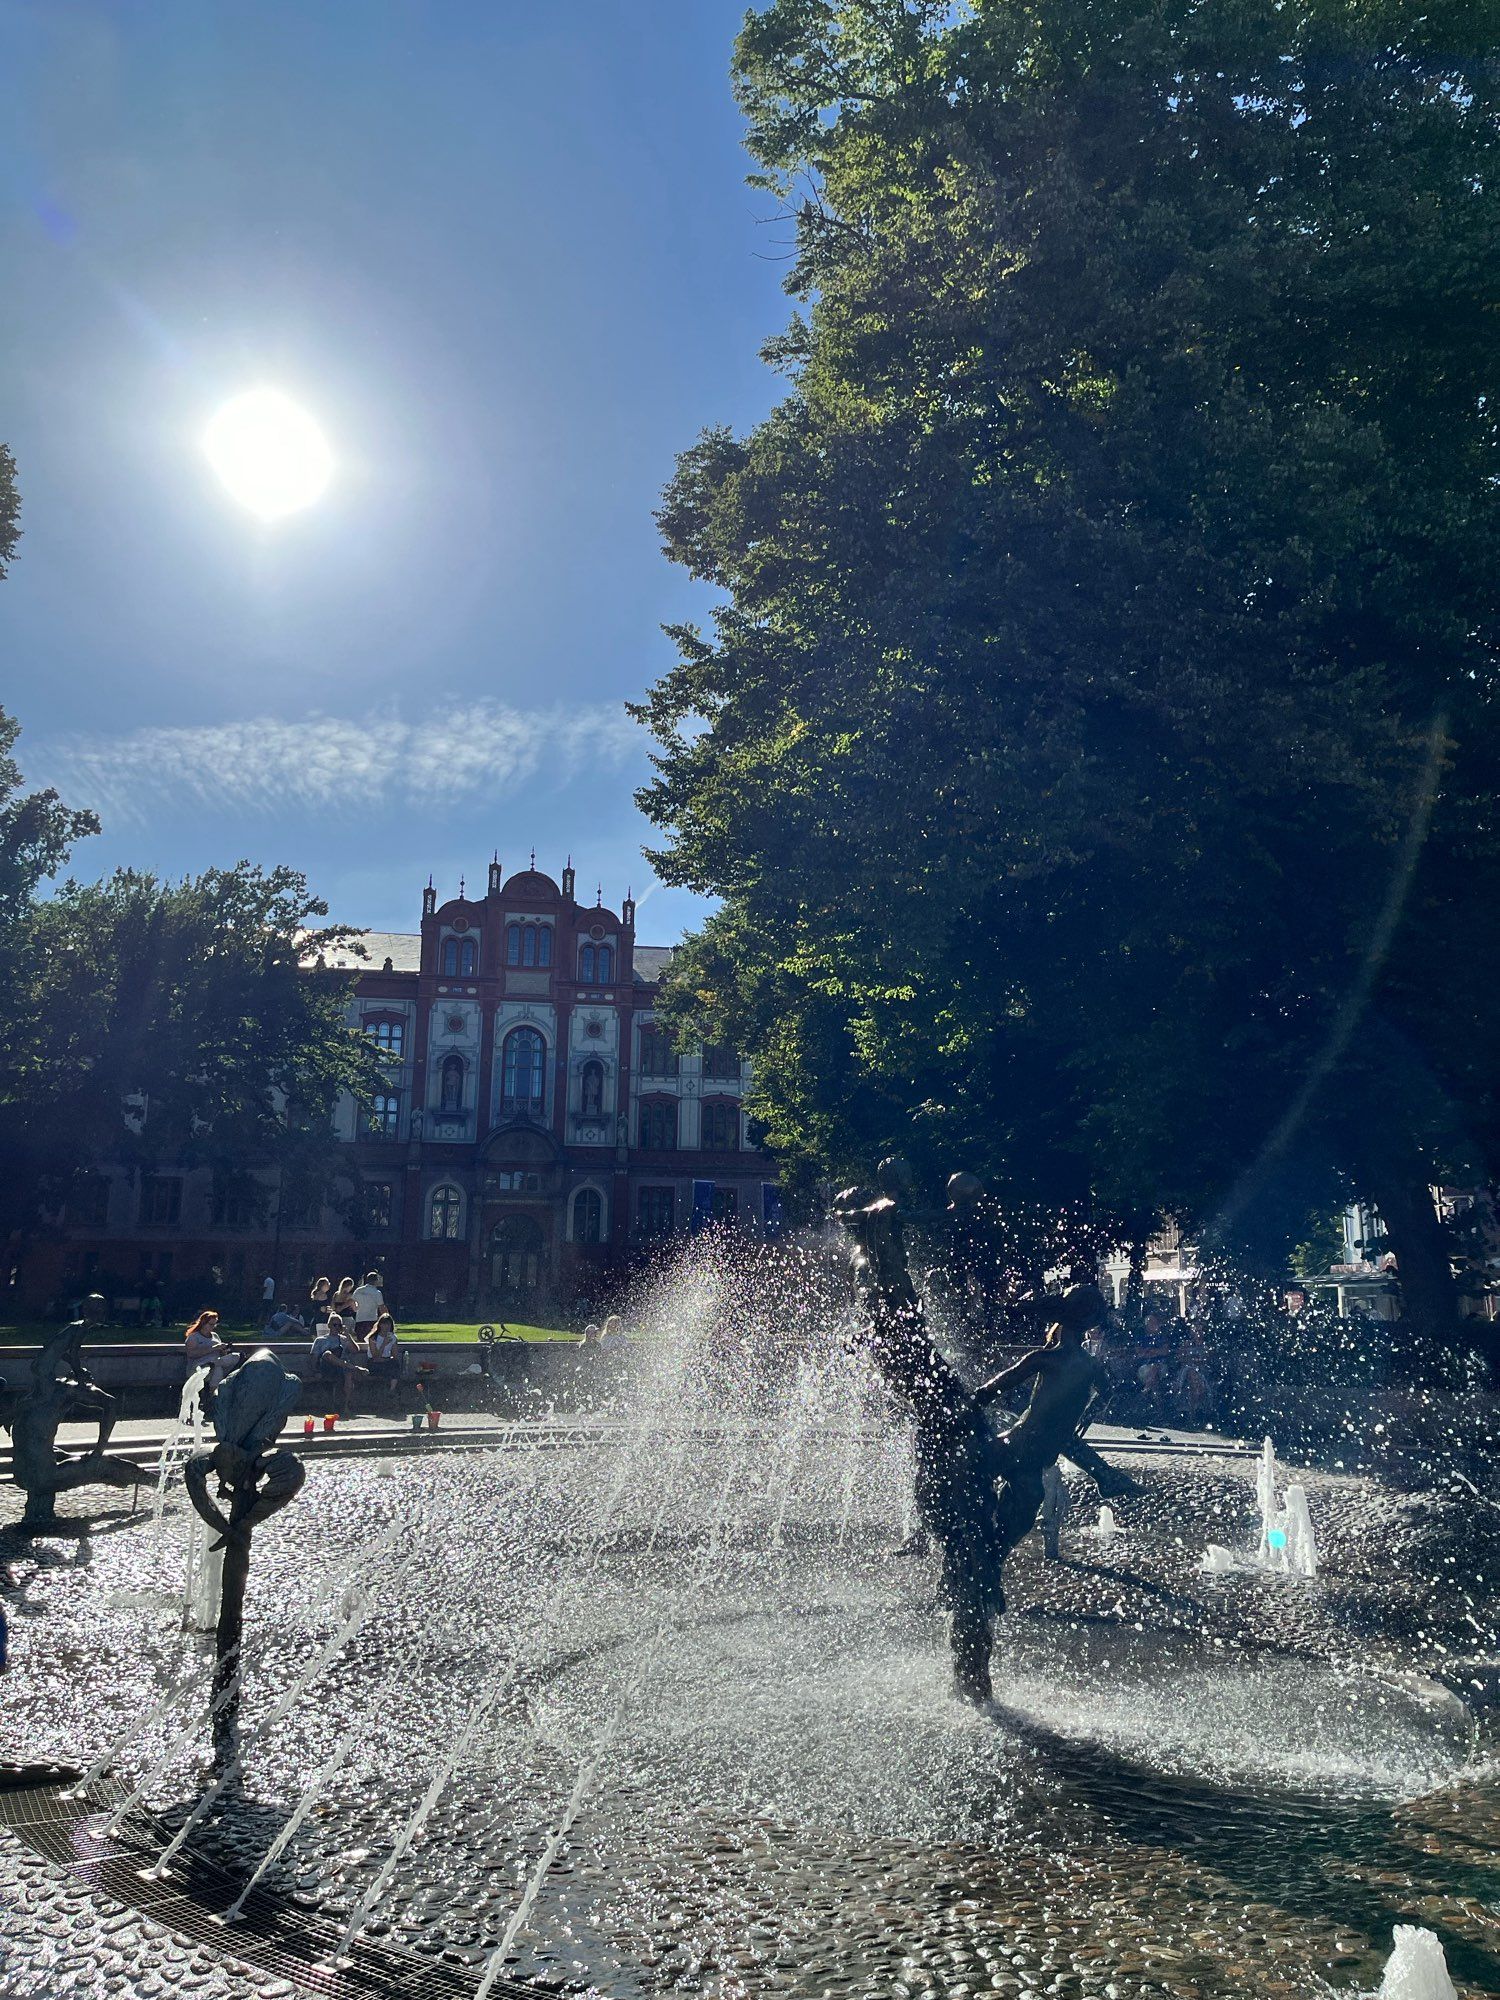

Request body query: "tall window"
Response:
[440, 1051, 465, 1112]
[365, 1181, 396, 1233]
[638, 1186, 676, 1238]
[364, 1093, 400, 1137]
[139, 1175, 182, 1227]
[639, 1097, 678, 1152]
[701, 1099, 740, 1151]
[501, 1027, 546, 1114]
[638, 1026, 677, 1077]
[703, 1043, 739, 1080]
[441, 937, 478, 976]
[212, 1182, 258, 1229]
[597, 943, 613, 981]
[579, 942, 595, 982]
[430, 1183, 463, 1239]
[67, 1172, 110, 1229]
[580, 1059, 604, 1118]
[578, 941, 614, 983]
[507, 922, 551, 966]
[573, 1187, 603, 1245]
[366, 1017, 405, 1058]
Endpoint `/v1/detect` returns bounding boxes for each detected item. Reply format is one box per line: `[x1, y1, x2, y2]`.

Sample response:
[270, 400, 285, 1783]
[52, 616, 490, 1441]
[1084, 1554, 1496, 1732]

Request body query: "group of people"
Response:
[577, 1315, 629, 1351]
[179, 1269, 406, 1415]
[1089, 1308, 1221, 1425]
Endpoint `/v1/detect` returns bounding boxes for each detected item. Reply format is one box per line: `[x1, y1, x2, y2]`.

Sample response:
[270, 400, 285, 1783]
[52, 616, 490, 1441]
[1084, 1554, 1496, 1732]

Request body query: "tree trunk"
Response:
[1360, 1155, 1490, 1373]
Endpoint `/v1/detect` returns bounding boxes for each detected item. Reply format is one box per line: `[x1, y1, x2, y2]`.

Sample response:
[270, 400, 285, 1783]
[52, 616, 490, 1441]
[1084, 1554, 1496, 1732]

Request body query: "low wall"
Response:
[0, 1339, 601, 1412]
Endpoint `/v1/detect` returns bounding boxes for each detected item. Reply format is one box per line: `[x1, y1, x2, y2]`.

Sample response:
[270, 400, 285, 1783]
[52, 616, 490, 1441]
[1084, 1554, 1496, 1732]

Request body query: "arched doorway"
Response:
[488, 1213, 546, 1305]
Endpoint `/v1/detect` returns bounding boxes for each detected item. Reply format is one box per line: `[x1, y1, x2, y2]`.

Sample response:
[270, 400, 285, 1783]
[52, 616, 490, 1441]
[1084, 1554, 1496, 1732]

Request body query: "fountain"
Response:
[0, 1226, 1494, 1999]
[1378, 1924, 1458, 2000]
[2, 1296, 152, 1530]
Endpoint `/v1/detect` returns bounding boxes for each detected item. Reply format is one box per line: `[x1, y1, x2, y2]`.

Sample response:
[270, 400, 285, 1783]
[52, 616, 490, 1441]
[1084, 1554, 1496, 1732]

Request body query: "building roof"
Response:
[633, 945, 675, 985]
[309, 931, 676, 985]
[318, 931, 423, 973]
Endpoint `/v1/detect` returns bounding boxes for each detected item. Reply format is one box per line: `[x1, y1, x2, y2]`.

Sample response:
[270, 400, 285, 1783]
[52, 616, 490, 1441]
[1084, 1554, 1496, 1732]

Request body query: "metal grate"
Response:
[2, 1778, 560, 2000]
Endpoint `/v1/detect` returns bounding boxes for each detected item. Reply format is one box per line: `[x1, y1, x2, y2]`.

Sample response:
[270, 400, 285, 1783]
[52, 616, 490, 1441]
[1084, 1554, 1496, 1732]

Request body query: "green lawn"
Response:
[0, 1319, 577, 1346]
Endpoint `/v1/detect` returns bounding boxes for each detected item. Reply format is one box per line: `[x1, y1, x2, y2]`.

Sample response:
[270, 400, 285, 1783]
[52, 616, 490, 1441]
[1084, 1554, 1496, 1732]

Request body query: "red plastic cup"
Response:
[427, 1409, 441, 1431]
[303, 1416, 315, 1437]
[323, 1413, 337, 1432]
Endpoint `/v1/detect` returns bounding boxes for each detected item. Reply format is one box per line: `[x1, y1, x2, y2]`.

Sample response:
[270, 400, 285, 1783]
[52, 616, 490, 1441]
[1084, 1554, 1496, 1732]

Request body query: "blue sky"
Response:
[1, 2, 788, 942]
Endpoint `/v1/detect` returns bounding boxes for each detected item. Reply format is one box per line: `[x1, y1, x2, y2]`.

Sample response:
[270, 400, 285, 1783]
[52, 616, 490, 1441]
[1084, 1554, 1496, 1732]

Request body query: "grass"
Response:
[0, 1319, 577, 1346]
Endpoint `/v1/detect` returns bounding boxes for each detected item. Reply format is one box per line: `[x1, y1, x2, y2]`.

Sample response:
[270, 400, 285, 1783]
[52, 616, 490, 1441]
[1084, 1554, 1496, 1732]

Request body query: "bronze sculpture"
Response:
[183, 1349, 305, 1772]
[2, 1295, 150, 1532]
[837, 1161, 1139, 1701]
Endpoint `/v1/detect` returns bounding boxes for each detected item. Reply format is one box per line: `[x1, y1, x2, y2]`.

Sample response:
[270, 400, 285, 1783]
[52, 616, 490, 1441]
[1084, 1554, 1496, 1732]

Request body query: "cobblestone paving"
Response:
[1, 1431, 1497, 2000]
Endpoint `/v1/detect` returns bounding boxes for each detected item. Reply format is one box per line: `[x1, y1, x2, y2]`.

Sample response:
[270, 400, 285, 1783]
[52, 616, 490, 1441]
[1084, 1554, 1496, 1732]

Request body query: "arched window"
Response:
[365, 1016, 405, 1057]
[701, 1098, 740, 1151]
[538, 926, 552, 966]
[639, 1097, 678, 1152]
[506, 922, 522, 966]
[440, 1052, 465, 1113]
[442, 938, 459, 975]
[597, 943, 614, 982]
[522, 924, 537, 966]
[579, 942, 596, 983]
[501, 1026, 546, 1115]
[573, 1187, 603, 1245]
[580, 1059, 604, 1118]
[430, 1184, 463, 1239]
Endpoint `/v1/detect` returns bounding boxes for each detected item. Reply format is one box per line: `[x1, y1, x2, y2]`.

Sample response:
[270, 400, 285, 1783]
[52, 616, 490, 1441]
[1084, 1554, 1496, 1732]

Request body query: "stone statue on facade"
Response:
[2, 1295, 150, 1532]
[183, 1349, 306, 1772]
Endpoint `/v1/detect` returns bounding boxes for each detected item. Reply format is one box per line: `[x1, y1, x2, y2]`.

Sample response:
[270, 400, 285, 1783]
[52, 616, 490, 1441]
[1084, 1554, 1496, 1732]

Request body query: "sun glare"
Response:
[202, 387, 334, 520]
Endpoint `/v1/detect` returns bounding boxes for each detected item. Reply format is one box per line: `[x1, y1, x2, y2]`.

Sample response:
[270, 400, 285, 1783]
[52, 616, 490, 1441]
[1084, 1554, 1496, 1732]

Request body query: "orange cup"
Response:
[323, 1413, 337, 1432]
[427, 1409, 441, 1431]
[303, 1416, 315, 1437]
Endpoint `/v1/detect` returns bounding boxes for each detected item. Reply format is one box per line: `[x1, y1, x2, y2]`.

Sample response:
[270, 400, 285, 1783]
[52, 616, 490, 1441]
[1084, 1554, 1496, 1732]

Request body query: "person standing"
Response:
[261, 1274, 275, 1308]
[308, 1275, 332, 1326]
[352, 1271, 384, 1340]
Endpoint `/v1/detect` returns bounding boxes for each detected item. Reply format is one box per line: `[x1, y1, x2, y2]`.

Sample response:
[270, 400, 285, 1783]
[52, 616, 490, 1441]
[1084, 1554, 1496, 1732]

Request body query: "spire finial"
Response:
[530, 845, 536, 870]
[596, 882, 602, 907]
[458, 874, 465, 899]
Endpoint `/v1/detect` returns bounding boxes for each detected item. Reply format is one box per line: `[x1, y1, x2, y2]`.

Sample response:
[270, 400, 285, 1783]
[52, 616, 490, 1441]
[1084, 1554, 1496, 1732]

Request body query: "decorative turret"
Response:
[562, 857, 575, 902]
[488, 852, 502, 896]
[422, 877, 436, 919]
[622, 889, 636, 931]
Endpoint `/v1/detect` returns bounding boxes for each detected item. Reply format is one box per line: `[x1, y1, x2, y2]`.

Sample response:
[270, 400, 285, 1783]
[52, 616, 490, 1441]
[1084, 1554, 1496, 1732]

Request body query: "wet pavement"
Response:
[1, 1402, 1497, 1999]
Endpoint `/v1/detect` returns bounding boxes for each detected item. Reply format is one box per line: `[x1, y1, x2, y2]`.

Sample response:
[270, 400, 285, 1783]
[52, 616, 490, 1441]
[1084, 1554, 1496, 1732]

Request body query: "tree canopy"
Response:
[635, 0, 1500, 1343]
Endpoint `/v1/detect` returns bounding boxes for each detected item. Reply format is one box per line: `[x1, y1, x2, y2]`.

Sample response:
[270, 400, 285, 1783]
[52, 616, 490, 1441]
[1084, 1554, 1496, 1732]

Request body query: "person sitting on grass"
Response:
[263, 1303, 307, 1338]
[309, 1311, 365, 1414]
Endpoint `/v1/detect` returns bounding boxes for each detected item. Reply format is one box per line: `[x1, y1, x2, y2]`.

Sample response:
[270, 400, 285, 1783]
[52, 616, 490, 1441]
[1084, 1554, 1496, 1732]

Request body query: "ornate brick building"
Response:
[29, 859, 777, 1321]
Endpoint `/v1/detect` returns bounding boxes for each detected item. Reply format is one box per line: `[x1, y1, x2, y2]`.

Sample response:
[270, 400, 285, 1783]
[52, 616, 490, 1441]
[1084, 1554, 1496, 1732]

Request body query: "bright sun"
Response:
[203, 387, 334, 521]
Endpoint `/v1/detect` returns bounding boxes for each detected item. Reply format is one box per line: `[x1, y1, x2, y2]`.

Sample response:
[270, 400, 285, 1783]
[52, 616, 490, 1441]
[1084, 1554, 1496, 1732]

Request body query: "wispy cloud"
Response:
[28, 701, 642, 824]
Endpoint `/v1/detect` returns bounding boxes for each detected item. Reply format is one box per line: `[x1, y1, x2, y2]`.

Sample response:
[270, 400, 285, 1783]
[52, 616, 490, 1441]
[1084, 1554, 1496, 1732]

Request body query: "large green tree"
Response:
[636, 0, 1500, 1351]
